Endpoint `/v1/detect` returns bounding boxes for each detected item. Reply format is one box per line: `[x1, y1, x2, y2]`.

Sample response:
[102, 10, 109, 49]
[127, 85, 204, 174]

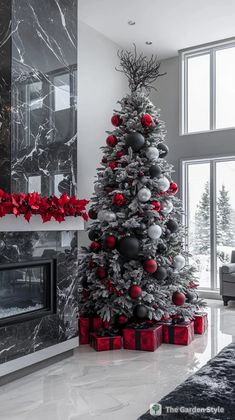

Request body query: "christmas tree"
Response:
[79, 47, 204, 325]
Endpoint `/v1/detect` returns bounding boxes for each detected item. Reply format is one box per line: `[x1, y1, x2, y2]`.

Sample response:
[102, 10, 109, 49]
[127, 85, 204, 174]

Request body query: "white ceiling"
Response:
[80, 0, 235, 59]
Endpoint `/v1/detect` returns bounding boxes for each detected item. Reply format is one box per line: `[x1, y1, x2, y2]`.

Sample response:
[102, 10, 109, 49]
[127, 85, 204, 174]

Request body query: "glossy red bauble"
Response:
[90, 241, 101, 252]
[116, 150, 125, 159]
[97, 266, 107, 279]
[89, 260, 97, 269]
[112, 193, 125, 206]
[111, 114, 122, 127]
[168, 182, 178, 195]
[106, 135, 117, 147]
[108, 161, 117, 171]
[105, 234, 117, 249]
[117, 315, 128, 325]
[128, 284, 142, 299]
[172, 291, 186, 306]
[143, 259, 158, 273]
[151, 201, 161, 212]
[141, 113, 153, 128]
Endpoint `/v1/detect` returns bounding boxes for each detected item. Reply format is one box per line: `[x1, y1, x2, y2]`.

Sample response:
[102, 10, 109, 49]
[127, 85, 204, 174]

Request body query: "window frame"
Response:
[179, 37, 235, 135]
[182, 155, 235, 291]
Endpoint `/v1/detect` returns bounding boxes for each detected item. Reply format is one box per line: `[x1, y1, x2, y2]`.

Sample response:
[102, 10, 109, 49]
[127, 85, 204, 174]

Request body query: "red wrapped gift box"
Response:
[79, 317, 102, 344]
[162, 321, 194, 345]
[123, 324, 163, 352]
[194, 313, 208, 334]
[90, 333, 122, 351]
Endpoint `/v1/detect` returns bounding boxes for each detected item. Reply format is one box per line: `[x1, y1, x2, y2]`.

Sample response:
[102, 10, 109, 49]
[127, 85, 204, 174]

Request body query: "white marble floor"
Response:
[0, 299, 234, 420]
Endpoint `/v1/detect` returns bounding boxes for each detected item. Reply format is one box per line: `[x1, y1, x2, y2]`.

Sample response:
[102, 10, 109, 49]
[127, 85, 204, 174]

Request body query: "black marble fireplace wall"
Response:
[0, 0, 78, 365]
[0, 0, 77, 195]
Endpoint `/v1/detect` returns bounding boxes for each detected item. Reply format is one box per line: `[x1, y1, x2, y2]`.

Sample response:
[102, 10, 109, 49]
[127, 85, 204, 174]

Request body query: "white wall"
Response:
[151, 56, 235, 185]
[78, 21, 127, 199]
[78, 22, 127, 244]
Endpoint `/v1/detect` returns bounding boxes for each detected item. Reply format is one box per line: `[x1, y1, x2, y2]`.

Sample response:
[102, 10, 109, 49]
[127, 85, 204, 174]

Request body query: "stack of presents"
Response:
[79, 312, 208, 352]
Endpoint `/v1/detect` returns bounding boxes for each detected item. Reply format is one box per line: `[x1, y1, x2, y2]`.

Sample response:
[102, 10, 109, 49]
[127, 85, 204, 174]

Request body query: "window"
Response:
[182, 157, 235, 290]
[180, 38, 235, 134]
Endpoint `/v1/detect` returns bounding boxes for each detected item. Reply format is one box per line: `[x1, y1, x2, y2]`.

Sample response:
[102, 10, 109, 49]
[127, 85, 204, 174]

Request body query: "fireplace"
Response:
[0, 259, 57, 326]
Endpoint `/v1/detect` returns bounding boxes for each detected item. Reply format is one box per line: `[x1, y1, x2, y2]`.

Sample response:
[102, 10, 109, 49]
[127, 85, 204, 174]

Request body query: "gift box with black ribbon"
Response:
[161, 320, 194, 345]
[79, 316, 103, 345]
[123, 323, 163, 352]
[90, 328, 122, 351]
[194, 312, 208, 334]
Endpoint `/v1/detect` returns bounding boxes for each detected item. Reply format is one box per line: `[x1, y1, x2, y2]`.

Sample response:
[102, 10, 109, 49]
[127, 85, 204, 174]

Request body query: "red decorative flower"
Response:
[111, 114, 122, 127]
[112, 193, 125, 206]
[141, 113, 153, 127]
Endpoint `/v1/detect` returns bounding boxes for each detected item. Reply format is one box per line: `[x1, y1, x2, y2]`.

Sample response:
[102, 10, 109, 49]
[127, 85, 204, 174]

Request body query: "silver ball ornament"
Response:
[158, 177, 170, 192]
[173, 255, 186, 270]
[161, 200, 173, 214]
[148, 224, 162, 240]
[94, 183, 102, 194]
[103, 210, 117, 222]
[137, 187, 151, 202]
[146, 147, 159, 161]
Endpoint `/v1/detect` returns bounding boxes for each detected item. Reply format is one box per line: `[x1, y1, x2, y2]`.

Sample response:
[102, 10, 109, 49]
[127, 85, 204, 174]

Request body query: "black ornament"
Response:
[125, 132, 145, 152]
[117, 236, 140, 259]
[158, 143, 169, 157]
[154, 266, 168, 281]
[134, 223, 147, 238]
[185, 290, 197, 303]
[149, 164, 161, 178]
[166, 219, 179, 233]
[88, 229, 100, 241]
[157, 243, 167, 254]
[81, 277, 88, 288]
[88, 208, 97, 220]
[133, 304, 148, 320]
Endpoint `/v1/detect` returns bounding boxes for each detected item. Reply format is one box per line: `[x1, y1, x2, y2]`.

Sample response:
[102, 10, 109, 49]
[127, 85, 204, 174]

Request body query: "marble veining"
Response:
[0, 300, 234, 420]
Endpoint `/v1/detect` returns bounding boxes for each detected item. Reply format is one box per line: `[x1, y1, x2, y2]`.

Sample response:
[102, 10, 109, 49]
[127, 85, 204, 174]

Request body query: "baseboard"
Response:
[0, 337, 79, 381]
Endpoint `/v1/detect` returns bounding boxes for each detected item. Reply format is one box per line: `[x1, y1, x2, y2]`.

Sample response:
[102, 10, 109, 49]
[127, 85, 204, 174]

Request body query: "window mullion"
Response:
[210, 161, 217, 290]
[210, 49, 216, 130]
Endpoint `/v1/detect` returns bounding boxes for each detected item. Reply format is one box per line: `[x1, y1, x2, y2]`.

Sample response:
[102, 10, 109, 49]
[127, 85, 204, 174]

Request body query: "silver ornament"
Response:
[137, 187, 151, 202]
[158, 176, 170, 192]
[173, 255, 186, 270]
[161, 200, 173, 214]
[146, 147, 159, 161]
[103, 210, 117, 222]
[148, 224, 162, 240]
[94, 183, 102, 194]
[97, 210, 106, 222]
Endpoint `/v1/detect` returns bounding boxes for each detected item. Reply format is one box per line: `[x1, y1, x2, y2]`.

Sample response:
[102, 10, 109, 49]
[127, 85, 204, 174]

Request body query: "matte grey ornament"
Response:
[137, 187, 151, 202]
[117, 236, 140, 259]
[98, 210, 116, 222]
[133, 304, 148, 320]
[154, 266, 168, 281]
[166, 219, 179, 233]
[125, 132, 145, 151]
[149, 164, 161, 178]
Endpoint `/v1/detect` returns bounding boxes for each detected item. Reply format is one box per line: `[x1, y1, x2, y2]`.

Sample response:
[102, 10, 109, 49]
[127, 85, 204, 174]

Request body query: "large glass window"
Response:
[180, 39, 235, 134]
[183, 157, 235, 290]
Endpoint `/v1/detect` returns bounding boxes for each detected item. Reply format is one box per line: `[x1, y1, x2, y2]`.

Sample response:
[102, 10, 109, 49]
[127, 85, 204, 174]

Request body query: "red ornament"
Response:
[102, 156, 108, 164]
[117, 315, 128, 325]
[168, 182, 178, 195]
[105, 234, 116, 249]
[112, 193, 125, 206]
[116, 150, 125, 159]
[151, 201, 161, 212]
[141, 113, 153, 128]
[128, 284, 142, 299]
[143, 259, 158, 273]
[90, 241, 101, 252]
[97, 266, 107, 279]
[88, 208, 97, 220]
[89, 260, 97, 269]
[172, 291, 186, 306]
[106, 135, 117, 147]
[111, 114, 122, 127]
[108, 161, 117, 171]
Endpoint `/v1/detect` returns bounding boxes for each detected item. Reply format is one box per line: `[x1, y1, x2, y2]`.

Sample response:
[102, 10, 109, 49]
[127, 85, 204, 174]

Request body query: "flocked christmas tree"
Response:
[78, 47, 204, 325]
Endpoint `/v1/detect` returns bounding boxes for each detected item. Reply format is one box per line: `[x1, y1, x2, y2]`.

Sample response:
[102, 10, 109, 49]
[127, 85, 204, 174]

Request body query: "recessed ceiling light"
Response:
[128, 20, 136, 26]
[145, 41, 153, 45]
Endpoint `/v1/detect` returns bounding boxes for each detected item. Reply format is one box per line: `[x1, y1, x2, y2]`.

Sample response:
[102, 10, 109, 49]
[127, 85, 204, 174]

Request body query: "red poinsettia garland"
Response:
[0, 190, 89, 223]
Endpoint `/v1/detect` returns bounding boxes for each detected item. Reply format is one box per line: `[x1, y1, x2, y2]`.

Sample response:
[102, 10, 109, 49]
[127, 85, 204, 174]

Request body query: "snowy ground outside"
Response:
[0, 303, 44, 319]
